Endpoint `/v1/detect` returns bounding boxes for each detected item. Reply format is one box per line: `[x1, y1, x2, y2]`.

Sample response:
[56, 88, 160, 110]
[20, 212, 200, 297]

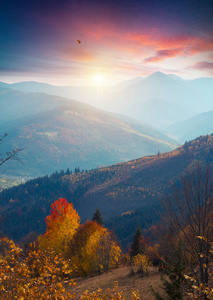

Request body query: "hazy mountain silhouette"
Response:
[103, 72, 213, 129]
[6, 72, 212, 131]
[167, 110, 213, 142]
[0, 88, 176, 177]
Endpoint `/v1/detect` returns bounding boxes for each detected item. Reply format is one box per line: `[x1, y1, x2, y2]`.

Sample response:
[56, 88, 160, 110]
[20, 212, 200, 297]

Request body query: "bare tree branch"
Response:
[162, 162, 213, 289]
[0, 133, 24, 167]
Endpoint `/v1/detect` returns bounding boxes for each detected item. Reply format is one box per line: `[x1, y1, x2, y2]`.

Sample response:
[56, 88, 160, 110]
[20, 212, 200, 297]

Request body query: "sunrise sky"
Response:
[1, 0, 213, 85]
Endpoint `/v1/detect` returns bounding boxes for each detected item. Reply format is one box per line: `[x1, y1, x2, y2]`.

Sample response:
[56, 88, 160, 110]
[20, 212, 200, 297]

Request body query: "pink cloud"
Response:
[145, 49, 182, 63]
[127, 33, 198, 50]
[31, 3, 213, 65]
[127, 33, 213, 60]
[86, 28, 213, 64]
[28, 5, 213, 77]
[192, 62, 213, 70]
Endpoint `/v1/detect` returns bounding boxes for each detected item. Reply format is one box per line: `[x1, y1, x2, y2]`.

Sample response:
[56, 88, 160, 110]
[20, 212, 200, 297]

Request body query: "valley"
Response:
[1, 72, 213, 249]
[1, 134, 213, 248]
[1, 1, 213, 298]
[0, 83, 177, 177]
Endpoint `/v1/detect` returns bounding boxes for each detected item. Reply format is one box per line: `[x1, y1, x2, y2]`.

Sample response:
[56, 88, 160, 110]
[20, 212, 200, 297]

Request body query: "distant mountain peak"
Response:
[146, 71, 171, 81]
[0, 81, 11, 88]
[151, 71, 166, 76]
[152, 71, 165, 76]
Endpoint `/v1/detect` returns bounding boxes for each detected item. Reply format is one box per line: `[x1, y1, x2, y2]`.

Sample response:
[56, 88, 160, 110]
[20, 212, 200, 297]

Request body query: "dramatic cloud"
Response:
[145, 49, 183, 63]
[192, 61, 213, 70]
[0, 0, 213, 83]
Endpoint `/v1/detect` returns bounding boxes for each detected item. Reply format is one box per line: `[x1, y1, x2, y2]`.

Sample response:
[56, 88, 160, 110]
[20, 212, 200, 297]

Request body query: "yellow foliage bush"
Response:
[0, 237, 141, 300]
[109, 244, 122, 269]
[133, 254, 149, 273]
[66, 221, 121, 276]
[0, 237, 75, 300]
[184, 239, 213, 299]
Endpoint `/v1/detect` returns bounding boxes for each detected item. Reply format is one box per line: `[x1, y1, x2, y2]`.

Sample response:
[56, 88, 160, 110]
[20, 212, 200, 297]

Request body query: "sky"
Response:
[0, 0, 213, 85]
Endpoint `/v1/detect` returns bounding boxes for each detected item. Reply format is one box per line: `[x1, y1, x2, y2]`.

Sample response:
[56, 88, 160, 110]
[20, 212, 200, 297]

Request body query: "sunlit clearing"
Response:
[94, 74, 104, 86]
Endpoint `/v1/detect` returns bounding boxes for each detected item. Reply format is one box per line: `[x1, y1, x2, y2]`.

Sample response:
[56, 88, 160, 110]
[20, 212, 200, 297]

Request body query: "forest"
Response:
[0, 136, 213, 299]
[0, 135, 213, 300]
[0, 134, 213, 248]
[0, 163, 213, 299]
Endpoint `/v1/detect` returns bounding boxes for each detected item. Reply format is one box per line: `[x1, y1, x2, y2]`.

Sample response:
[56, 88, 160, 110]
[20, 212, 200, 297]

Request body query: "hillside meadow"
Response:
[68, 266, 164, 299]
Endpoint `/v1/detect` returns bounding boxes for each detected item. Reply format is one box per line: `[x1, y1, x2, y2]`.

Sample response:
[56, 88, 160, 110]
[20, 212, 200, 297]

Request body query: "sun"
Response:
[93, 74, 104, 86]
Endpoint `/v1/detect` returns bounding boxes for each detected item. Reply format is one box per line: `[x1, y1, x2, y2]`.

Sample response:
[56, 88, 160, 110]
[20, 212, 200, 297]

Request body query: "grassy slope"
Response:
[0, 176, 24, 192]
[68, 266, 164, 299]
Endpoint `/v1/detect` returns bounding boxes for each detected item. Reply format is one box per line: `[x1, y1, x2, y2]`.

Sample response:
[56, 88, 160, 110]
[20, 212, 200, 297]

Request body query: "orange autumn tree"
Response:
[38, 198, 80, 254]
[66, 220, 121, 276]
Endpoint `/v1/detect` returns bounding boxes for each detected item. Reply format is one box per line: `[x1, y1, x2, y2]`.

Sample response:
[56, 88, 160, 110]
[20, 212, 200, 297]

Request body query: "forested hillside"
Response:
[0, 134, 213, 247]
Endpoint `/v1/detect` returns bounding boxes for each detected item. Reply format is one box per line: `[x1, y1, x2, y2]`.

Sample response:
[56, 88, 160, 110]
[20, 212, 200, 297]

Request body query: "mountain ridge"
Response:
[0, 134, 212, 246]
[167, 110, 213, 142]
[0, 88, 176, 177]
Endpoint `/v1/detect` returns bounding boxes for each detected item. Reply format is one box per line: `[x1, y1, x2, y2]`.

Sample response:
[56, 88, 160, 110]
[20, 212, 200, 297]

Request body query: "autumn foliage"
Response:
[0, 237, 75, 299]
[38, 198, 121, 277]
[66, 220, 121, 276]
[38, 198, 80, 254]
[0, 238, 137, 300]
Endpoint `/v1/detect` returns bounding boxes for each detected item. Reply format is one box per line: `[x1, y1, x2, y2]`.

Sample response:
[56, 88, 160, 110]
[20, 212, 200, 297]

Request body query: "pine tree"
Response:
[129, 225, 143, 258]
[74, 166, 80, 173]
[152, 244, 186, 300]
[92, 208, 104, 225]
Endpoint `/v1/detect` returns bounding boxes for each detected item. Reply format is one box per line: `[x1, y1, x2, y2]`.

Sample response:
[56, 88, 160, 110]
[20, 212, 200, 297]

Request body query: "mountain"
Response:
[11, 81, 94, 104]
[0, 88, 71, 128]
[111, 77, 144, 90]
[187, 77, 213, 111]
[102, 72, 213, 129]
[10, 78, 144, 107]
[3, 72, 213, 130]
[11, 77, 144, 95]
[1, 134, 213, 246]
[10, 81, 111, 107]
[0, 88, 176, 177]
[0, 82, 11, 88]
[167, 110, 213, 143]
[167, 74, 184, 81]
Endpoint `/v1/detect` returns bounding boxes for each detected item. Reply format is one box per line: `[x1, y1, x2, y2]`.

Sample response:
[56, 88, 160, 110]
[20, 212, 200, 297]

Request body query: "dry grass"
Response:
[68, 266, 164, 299]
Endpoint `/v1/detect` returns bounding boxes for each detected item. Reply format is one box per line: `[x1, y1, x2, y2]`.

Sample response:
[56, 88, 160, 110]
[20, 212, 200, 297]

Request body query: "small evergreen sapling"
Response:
[92, 208, 104, 225]
[152, 244, 186, 300]
[129, 225, 144, 258]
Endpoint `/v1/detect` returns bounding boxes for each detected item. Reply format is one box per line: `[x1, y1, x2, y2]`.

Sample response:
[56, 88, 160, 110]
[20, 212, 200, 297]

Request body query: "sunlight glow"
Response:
[93, 74, 104, 86]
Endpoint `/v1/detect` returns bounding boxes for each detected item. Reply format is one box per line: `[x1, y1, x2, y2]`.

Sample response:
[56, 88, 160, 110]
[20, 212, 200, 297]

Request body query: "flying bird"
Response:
[77, 40, 81, 44]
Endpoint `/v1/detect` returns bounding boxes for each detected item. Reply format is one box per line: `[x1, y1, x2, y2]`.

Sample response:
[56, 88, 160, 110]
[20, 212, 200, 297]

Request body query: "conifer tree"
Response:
[129, 225, 143, 258]
[152, 244, 186, 300]
[92, 208, 104, 225]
